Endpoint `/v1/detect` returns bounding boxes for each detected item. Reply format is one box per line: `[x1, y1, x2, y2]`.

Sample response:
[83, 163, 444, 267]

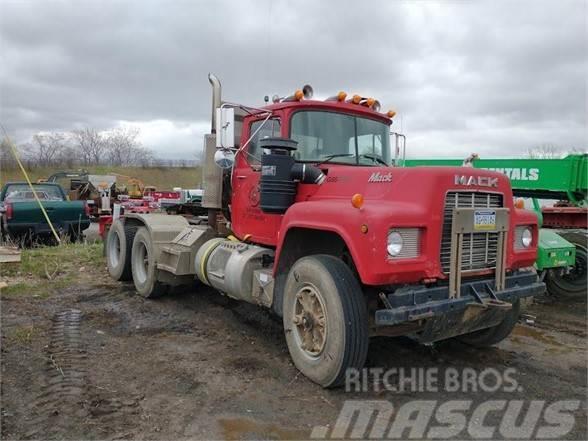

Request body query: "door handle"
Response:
[236, 175, 247, 179]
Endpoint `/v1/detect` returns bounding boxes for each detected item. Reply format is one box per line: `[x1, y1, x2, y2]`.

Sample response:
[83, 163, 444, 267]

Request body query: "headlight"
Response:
[387, 231, 403, 256]
[515, 226, 533, 250]
[522, 228, 532, 248]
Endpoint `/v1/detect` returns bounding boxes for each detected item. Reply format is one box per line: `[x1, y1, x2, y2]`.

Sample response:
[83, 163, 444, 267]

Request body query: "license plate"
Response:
[474, 209, 496, 231]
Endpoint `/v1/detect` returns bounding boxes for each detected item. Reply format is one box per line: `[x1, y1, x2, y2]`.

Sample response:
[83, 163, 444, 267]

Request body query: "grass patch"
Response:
[0, 242, 104, 297]
[7, 325, 39, 345]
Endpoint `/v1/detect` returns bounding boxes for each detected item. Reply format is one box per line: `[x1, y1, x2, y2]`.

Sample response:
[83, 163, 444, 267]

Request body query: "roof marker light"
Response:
[350, 94, 362, 104]
[325, 91, 348, 102]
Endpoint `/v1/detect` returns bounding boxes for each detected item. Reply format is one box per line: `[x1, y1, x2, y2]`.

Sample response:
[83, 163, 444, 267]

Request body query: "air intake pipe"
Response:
[259, 137, 325, 214]
[291, 163, 326, 185]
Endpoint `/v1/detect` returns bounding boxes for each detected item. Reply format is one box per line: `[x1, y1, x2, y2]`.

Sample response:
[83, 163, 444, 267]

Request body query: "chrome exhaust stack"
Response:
[202, 73, 223, 221]
[208, 73, 221, 133]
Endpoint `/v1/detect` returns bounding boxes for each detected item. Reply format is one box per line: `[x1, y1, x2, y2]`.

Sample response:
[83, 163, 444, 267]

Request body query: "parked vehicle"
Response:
[46, 170, 117, 217]
[105, 75, 544, 387]
[0, 182, 91, 243]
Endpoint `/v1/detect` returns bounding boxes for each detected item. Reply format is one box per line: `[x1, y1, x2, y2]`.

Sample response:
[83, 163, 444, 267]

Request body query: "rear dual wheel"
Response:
[131, 227, 168, 298]
[283, 255, 369, 388]
[106, 221, 136, 281]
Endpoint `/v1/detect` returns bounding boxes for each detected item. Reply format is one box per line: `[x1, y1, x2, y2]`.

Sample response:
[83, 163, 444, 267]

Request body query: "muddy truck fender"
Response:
[123, 213, 190, 253]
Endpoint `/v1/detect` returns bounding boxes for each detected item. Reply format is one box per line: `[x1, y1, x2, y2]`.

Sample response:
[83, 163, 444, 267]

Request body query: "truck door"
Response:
[231, 117, 283, 245]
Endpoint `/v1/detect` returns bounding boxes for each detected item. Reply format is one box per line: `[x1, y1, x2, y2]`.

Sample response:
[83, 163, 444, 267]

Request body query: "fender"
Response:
[275, 199, 369, 282]
[124, 213, 189, 244]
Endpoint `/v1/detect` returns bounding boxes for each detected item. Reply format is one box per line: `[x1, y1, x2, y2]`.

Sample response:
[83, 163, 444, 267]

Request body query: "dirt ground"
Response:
[1, 248, 586, 440]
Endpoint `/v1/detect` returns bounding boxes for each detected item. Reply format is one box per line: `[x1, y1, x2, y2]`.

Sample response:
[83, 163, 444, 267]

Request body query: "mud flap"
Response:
[415, 299, 512, 344]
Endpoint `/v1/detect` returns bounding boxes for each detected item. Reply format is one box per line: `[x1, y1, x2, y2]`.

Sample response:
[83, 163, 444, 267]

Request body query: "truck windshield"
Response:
[290, 110, 391, 165]
[3, 184, 64, 202]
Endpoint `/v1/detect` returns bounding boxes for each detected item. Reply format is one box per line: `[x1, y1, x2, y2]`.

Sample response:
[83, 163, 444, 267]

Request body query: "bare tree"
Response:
[528, 144, 585, 159]
[105, 127, 139, 166]
[0, 138, 18, 170]
[72, 128, 106, 165]
[527, 144, 560, 159]
[56, 144, 79, 168]
[22, 133, 68, 166]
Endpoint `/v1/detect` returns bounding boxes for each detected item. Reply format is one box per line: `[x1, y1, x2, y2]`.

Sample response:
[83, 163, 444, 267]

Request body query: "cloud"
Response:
[0, 0, 586, 159]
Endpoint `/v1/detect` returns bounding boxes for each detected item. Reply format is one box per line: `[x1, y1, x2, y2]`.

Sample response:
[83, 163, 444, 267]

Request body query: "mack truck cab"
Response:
[105, 74, 545, 387]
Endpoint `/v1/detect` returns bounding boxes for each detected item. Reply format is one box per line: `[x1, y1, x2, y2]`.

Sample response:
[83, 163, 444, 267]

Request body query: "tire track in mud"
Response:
[25, 308, 140, 440]
[26, 309, 86, 439]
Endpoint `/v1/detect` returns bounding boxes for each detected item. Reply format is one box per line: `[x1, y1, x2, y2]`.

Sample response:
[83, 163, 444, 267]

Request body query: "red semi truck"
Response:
[105, 75, 545, 387]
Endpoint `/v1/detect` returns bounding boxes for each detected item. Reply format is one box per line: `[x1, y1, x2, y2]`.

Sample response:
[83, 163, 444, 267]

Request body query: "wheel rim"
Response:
[292, 284, 327, 358]
[108, 233, 121, 267]
[134, 241, 149, 284]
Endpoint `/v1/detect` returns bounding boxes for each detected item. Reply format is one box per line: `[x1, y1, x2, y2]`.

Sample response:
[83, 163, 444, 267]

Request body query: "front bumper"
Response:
[375, 270, 545, 342]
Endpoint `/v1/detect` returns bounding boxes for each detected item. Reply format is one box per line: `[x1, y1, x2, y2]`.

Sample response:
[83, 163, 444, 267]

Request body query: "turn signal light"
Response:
[351, 193, 364, 209]
[514, 198, 525, 209]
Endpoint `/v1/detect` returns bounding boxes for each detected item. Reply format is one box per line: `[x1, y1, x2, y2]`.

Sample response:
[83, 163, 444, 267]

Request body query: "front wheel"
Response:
[131, 227, 168, 298]
[457, 300, 520, 347]
[283, 255, 369, 388]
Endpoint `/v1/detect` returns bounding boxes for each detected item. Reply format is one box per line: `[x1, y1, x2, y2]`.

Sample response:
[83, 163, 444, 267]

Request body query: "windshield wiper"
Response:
[316, 153, 354, 165]
[359, 154, 388, 166]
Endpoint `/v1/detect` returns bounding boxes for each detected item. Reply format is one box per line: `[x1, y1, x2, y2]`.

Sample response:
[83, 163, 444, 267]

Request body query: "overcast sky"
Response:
[1, 0, 586, 160]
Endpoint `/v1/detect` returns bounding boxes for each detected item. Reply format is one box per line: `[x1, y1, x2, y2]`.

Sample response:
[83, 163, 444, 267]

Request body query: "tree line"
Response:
[1, 127, 160, 169]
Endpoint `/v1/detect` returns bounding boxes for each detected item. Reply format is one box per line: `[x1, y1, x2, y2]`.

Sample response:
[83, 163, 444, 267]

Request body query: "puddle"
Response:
[218, 417, 307, 440]
[510, 325, 584, 353]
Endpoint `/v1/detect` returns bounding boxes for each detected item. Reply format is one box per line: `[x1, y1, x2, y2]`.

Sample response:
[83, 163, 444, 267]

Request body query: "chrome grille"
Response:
[441, 192, 503, 272]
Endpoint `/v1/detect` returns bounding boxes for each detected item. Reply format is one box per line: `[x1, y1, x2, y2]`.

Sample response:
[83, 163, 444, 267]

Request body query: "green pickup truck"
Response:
[0, 182, 91, 243]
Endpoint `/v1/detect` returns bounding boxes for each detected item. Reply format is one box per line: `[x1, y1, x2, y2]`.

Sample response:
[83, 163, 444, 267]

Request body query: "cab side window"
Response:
[248, 119, 281, 163]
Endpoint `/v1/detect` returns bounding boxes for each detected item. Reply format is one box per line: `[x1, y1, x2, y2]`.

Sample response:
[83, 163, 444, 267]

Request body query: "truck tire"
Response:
[282, 255, 369, 388]
[106, 221, 136, 281]
[131, 227, 168, 298]
[545, 231, 587, 300]
[457, 300, 520, 347]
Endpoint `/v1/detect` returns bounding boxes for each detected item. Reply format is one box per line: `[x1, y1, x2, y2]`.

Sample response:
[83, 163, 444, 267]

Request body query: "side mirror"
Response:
[214, 149, 235, 169]
[215, 107, 235, 149]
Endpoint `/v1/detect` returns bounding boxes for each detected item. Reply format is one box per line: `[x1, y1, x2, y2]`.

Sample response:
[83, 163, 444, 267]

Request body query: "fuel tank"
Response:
[194, 238, 275, 303]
